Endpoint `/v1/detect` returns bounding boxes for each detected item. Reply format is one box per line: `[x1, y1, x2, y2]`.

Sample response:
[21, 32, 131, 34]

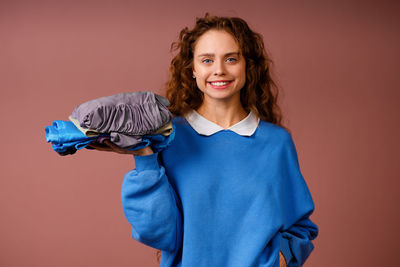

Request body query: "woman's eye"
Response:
[226, 58, 237, 63]
[202, 59, 212, 64]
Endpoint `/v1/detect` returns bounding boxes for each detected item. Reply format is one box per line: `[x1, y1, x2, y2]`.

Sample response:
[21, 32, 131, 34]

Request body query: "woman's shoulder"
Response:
[257, 119, 292, 143]
[171, 115, 191, 131]
[171, 115, 187, 125]
[169, 115, 195, 137]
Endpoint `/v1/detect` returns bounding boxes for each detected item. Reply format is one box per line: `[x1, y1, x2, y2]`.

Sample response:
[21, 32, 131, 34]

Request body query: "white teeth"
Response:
[210, 81, 230, 86]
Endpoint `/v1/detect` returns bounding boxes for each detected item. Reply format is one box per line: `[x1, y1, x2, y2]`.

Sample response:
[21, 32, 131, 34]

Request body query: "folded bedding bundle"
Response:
[45, 91, 174, 156]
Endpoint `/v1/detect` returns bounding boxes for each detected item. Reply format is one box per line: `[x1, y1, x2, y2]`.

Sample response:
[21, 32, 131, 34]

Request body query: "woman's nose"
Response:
[213, 60, 226, 76]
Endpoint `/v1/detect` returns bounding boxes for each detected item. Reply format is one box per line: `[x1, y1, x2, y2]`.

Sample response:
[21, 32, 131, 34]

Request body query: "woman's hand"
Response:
[279, 251, 287, 267]
[87, 140, 153, 156]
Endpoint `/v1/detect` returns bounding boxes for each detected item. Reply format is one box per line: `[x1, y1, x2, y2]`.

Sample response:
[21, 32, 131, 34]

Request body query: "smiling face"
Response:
[192, 29, 246, 107]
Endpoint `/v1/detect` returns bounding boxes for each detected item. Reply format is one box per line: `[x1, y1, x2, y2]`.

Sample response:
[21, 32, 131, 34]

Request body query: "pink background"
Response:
[1, 0, 399, 266]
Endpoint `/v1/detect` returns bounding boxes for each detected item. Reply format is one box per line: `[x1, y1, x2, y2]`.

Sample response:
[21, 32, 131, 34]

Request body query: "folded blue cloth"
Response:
[45, 120, 93, 144]
[45, 120, 175, 156]
[52, 139, 95, 153]
[143, 129, 175, 153]
[45, 121, 99, 154]
[129, 130, 175, 153]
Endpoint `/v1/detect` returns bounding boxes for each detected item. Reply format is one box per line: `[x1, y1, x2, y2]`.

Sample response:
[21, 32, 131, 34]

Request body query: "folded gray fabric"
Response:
[71, 91, 172, 147]
[109, 132, 143, 147]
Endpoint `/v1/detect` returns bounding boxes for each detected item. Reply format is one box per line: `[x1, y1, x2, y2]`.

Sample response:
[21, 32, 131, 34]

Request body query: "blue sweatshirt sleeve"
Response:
[121, 153, 182, 252]
[279, 133, 319, 267]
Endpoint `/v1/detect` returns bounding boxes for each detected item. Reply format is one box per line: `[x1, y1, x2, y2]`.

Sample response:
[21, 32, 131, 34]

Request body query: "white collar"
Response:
[185, 109, 260, 136]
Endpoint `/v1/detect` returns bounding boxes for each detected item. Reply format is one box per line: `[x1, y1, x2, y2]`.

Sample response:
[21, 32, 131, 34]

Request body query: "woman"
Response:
[94, 13, 318, 267]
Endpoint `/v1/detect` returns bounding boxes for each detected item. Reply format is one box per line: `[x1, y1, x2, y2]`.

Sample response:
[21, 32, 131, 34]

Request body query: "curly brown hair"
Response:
[165, 13, 284, 127]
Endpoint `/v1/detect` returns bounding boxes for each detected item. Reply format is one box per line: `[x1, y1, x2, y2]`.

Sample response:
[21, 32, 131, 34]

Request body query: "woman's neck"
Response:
[196, 99, 248, 129]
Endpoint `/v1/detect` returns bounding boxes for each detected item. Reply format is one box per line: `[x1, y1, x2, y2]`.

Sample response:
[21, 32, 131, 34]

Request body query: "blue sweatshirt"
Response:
[121, 117, 318, 267]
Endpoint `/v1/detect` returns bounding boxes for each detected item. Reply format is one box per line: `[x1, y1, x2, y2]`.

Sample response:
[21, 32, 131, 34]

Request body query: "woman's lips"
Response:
[208, 80, 233, 89]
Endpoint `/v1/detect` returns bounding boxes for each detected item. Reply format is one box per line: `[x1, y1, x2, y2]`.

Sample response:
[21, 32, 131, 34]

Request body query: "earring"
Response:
[192, 75, 196, 79]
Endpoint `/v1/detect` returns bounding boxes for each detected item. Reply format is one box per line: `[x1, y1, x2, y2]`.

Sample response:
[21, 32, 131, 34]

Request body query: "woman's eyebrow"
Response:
[197, 52, 240, 57]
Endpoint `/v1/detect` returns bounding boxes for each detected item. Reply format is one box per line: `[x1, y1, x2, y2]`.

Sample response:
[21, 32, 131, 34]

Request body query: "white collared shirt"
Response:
[185, 109, 260, 136]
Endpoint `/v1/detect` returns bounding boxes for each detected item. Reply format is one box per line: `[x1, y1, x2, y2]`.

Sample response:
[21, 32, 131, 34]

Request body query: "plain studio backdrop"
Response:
[0, 0, 399, 266]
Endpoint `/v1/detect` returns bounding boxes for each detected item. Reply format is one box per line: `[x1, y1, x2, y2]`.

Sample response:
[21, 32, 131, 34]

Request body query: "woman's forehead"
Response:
[194, 30, 240, 55]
